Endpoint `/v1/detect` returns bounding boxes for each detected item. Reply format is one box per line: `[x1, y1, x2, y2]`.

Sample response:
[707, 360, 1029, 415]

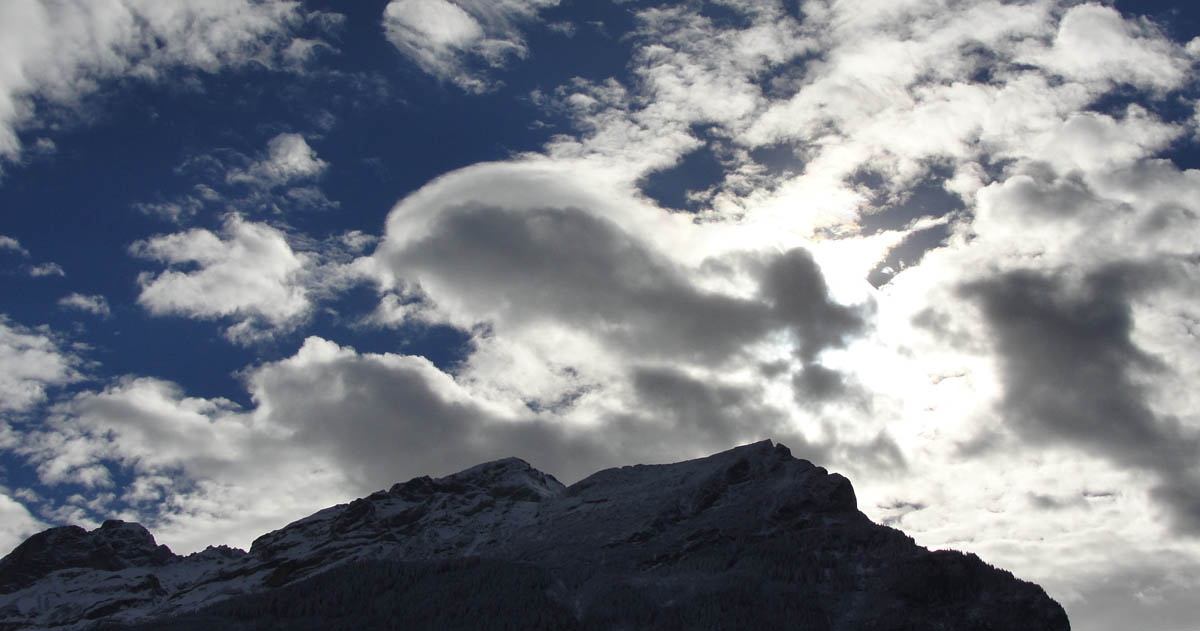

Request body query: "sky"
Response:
[0, 0, 1198, 628]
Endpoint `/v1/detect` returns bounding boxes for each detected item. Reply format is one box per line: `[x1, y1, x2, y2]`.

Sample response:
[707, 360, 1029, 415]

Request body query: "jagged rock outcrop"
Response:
[0, 441, 1070, 630]
[0, 521, 174, 595]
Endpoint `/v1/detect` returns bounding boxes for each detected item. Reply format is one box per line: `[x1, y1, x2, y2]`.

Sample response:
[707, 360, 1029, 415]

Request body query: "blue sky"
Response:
[2, 1, 1200, 628]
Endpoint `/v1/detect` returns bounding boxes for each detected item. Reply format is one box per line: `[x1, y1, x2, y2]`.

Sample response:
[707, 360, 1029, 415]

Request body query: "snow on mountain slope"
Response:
[0, 456, 566, 629]
[0, 441, 1069, 630]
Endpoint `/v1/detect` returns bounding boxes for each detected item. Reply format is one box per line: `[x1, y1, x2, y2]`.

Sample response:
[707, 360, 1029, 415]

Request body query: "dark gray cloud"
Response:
[759, 248, 865, 362]
[954, 427, 1009, 458]
[835, 430, 906, 474]
[395, 204, 768, 362]
[620, 364, 899, 476]
[629, 365, 781, 446]
[615, 364, 830, 466]
[246, 345, 601, 487]
[1063, 555, 1200, 631]
[877, 499, 927, 526]
[1028, 492, 1088, 511]
[369, 203, 873, 476]
[961, 263, 1200, 532]
[389, 204, 865, 365]
[244, 342, 833, 490]
[792, 364, 852, 406]
[986, 169, 1100, 222]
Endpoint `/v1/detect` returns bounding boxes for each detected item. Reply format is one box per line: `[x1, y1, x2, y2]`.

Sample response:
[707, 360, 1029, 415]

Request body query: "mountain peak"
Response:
[0, 520, 174, 595]
[724, 437, 779, 454]
[442, 456, 566, 501]
[0, 441, 1069, 630]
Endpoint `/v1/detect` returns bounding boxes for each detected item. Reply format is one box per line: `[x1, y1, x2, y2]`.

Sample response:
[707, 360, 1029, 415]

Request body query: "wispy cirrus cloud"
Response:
[137, 132, 337, 222]
[25, 263, 64, 278]
[0, 0, 335, 169]
[0, 235, 29, 257]
[58, 293, 111, 319]
[382, 0, 558, 92]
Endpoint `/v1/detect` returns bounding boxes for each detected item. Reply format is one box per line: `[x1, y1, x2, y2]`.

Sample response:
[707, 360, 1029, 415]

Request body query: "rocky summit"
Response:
[0, 440, 1070, 630]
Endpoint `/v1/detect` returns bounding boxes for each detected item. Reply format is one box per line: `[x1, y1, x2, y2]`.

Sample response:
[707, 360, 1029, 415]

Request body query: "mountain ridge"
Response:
[0, 440, 1070, 630]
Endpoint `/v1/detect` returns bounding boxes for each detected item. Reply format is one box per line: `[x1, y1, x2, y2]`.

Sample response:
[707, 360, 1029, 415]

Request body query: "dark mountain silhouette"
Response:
[0, 440, 1069, 630]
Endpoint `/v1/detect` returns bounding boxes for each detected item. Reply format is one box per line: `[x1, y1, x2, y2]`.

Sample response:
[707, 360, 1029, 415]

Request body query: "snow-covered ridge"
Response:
[0, 452, 572, 629]
[0, 440, 1068, 630]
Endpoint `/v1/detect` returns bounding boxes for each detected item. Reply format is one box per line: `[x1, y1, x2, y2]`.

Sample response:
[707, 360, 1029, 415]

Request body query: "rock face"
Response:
[0, 441, 1070, 630]
[0, 521, 173, 595]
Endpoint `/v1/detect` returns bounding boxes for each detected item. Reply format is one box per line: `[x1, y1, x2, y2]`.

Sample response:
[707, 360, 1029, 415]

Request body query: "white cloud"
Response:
[1030, 3, 1192, 92]
[226, 132, 328, 188]
[382, 0, 558, 92]
[0, 0, 319, 166]
[27, 262, 64, 277]
[0, 318, 81, 413]
[1028, 106, 1181, 175]
[57, 293, 111, 318]
[533, 0, 1195, 235]
[130, 216, 372, 343]
[17, 375, 282, 549]
[0, 492, 45, 555]
[131, 215, 311, 343]
[282, 38, 329, 65]
[0, 235, 29, 257]
[15, 337, 556, 551]
[133, 196, 205, 224]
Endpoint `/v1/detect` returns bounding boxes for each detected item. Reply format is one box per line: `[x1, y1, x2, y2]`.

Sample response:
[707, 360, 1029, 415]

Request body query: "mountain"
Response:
[0, 440, 1070, 630]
